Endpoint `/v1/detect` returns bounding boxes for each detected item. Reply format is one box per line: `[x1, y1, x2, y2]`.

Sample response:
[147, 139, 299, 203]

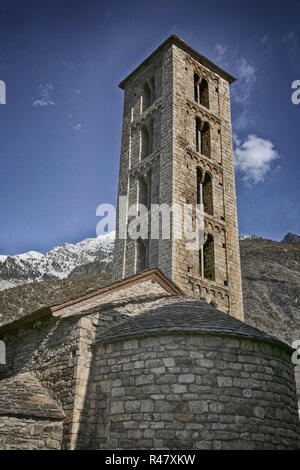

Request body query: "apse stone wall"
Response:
[83, 333, 300, 450]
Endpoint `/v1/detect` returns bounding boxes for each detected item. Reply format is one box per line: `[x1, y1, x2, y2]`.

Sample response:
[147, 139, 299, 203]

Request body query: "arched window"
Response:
[196, 169, 213, 215]
[139, 172, 151, 209]
[196, 119, 211, 158]
[149, 119, 154, 154]
[200, 78, 209, 108]
[143, 77, 155, 112]
[194, 73, 200, 102]
[201, 122, 210, 158]
[143, 82, 151, 111]
[204, 234, 215, 280]
[141, 125, 150, 158]
[194, 74, 209, 109]
[196, 167, 203, 206]
[196, 117, 202, 153]
[141, 120, 154, 159]
[136, 238, 148, 272]
[199, 234, 215, 280]
[203, 172, 213, 215]
[150, 77, 155, 103]
[0, 340, 6, 365]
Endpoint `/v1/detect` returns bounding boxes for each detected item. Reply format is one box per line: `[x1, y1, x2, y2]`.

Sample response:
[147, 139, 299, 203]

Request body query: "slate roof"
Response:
[0, 372, 65, 420]
[0, 268, 182, 333]
[96, 299, 291, 352]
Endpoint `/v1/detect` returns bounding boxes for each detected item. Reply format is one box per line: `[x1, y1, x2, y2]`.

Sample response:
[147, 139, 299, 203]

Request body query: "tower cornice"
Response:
[119, 35, 236, 90]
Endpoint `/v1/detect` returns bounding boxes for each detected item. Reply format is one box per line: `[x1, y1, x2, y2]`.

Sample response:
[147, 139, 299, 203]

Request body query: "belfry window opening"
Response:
[136, 238, 149, 273]
[196, 168, 213, 216]
[196, 118, 211, 158]
[194, 73, 209, 109]
[143, 77, 155, 112]
[141, 120, 154, 159]
[199, 234, 215, 281]
[139, 173, 152, 210]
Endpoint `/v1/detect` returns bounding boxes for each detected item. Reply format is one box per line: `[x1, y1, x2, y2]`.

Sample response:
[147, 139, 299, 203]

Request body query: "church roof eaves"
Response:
[0, 269, 182, 333]
[95, 300, 292, 353]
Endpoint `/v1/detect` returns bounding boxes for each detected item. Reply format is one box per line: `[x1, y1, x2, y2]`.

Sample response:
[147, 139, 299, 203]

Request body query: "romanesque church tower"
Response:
[1, 36, 300, 452]
[113, 35, 244, 321]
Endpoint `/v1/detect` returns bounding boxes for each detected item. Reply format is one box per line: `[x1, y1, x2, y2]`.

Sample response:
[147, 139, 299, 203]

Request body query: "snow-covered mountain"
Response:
[0, 231, 115, 291]
[239, 234, 259, 241]
[1, 231, 298, 293]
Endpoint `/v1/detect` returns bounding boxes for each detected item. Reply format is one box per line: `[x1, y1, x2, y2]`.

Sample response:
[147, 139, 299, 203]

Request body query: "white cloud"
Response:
[61, 59, 75, 71]
[234, 135, 279, 185]
[214, 43, 228, 63]
[214, 44, 280, 185]
[33, 83, 54, 107]
[213, 44, 257, 106]
[231, 58, 256, 105]
[260, 32, 298, 51]
[213, 44, 257, 134]
[73, 123, 82, 131]
[261, 34, 272, 52]
[233, 108, 253, 132]
[280, 32, 300, 74]
[281, 32, 298, 49]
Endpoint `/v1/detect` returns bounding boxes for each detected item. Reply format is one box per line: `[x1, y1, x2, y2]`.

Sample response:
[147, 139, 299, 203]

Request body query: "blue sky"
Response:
[0, 0, 299, 255]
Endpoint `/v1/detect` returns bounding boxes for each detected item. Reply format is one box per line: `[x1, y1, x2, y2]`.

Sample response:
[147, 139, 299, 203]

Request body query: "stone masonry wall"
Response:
[55, 278, 168, 318]
[172, 45, 244, 320]
[0, 316, 80, 449]
[0, 310, 131, 450]
[0, 293, 176, 450]
[113, 42, 174, 281]
[0, 416, 63, 450]
[81, 333, 300, 450]
[112, 38, 244, 321]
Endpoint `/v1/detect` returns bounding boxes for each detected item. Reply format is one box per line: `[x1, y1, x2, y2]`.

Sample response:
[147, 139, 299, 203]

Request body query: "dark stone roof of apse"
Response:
[96, 300, 291, 353]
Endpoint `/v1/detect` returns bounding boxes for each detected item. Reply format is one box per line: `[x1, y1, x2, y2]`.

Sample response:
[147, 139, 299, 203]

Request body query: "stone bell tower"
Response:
[112, 35, 244, 321]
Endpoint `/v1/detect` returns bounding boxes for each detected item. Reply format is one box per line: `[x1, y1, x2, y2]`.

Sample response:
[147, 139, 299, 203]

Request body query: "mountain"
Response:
[282, 233, 300, 244]
[0, 274, 112, 326]
[0, 232, 115, 291]
[241, 237, 300, 345]
[239, 234, 260, 241]
[0, 232, 299, 347]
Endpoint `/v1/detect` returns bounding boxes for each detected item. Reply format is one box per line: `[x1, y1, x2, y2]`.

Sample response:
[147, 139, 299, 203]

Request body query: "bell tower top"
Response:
[118, 35, 236, 90]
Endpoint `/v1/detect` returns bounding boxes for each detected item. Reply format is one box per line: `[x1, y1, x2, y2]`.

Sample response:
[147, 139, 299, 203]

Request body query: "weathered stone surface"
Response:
[0, 416, 63, 450]
[0, 36, 299, 452]
[0, 372, 65, 420]
[112, 35, 244, 321]
[79, 327, 300, 450]
[97, 300, 291, 352]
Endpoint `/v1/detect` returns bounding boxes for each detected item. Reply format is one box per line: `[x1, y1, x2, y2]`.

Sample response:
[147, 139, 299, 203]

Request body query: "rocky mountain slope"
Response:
[241, 237, 300, 345]
[0, 232, 114, 291]
[0, 274, 112, 326]
[0, 233, 299, 347]
[283, 233, 300, 244]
